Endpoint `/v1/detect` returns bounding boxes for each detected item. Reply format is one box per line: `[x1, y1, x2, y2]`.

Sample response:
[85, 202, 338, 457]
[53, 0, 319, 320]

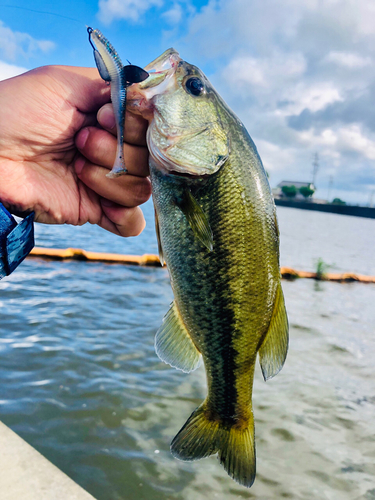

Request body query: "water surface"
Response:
[0, 203, 374, 500]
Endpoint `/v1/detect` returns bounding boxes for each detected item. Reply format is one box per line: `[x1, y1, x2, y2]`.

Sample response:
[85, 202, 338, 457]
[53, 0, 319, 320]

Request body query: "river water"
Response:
[0, 202, 374, 500]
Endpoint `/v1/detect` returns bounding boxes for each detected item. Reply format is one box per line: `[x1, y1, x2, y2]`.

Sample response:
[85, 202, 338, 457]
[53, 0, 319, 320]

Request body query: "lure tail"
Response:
[106, 152, 127, 178]
[171, 402, 256, 488]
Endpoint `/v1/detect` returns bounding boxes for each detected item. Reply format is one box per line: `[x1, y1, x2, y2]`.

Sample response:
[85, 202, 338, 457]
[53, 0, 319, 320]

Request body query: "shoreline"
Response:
[274, 198, 375, 219]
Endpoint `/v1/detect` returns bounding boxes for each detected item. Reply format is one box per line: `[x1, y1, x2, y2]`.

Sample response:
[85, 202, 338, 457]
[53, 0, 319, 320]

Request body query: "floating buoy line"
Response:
[27, 247, 375, 283]
[28, 247, 160, 266]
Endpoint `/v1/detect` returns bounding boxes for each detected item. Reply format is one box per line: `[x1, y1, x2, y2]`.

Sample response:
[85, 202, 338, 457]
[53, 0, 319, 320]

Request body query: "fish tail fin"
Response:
[171, 402, 256, 488]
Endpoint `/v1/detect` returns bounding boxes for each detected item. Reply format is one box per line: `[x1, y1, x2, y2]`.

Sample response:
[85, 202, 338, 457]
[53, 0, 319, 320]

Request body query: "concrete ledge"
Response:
[0, 421, 96, 500]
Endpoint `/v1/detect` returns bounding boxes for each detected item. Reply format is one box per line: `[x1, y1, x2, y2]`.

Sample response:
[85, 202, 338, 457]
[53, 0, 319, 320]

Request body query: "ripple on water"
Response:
[0, 208, 374, 499]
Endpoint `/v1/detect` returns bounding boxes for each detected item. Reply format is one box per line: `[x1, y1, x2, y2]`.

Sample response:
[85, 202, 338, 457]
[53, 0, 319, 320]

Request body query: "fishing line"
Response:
[0, 5, 83, 25]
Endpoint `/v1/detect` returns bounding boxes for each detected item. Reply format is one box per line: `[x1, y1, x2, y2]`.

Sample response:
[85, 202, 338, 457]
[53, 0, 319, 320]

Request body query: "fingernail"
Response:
[101, 198, 117, 208]
[98, 106, 116, 130]
[75, 157, 86, 175]
[76, 128, 90, 150]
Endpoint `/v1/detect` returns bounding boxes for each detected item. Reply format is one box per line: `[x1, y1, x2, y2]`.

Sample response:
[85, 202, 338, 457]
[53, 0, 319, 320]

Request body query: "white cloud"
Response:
[175, 0, 375, 204]
[338, 125, 375, 160]
[255, 139, 296, 175]
[162, 3, 183, 24]
[0, 21, 55, 62]
[98, 0, 163, 24]
[286, 83, 343, 115]
[0, 61, 27, 81]
[325, 51, 372, 68]
[224, 57, 265, 86]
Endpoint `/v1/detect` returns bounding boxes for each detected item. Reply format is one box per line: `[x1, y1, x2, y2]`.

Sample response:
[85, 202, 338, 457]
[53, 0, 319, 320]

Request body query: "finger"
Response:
[100, 202, 146, 237]
[98, 104, 148, 146]
[75, 157, 152, 207]
[75, 127, 149, 177]
[76, 111, 98, 132]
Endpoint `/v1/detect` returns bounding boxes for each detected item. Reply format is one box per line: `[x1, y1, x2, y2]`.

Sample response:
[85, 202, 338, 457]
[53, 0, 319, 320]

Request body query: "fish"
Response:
[126, 49, 289, 488]
[87, 27, 149, 178]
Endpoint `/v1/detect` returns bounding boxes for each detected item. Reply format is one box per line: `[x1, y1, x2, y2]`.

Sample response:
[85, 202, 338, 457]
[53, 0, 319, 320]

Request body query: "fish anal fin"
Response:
[154, 208, 165, 266]
[177, 189, 213, 252]
[259, 283, 289, 381]
[155, 301, 201, 373]
[171, 403, 256, 488]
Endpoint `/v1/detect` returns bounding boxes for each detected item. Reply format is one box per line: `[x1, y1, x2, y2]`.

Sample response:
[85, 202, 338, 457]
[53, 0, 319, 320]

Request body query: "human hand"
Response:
[0, 65, 151, 236]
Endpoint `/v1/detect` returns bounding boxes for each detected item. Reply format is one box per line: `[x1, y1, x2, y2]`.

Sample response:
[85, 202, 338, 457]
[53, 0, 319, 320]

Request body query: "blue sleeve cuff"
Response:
[0, 203, 35, 280]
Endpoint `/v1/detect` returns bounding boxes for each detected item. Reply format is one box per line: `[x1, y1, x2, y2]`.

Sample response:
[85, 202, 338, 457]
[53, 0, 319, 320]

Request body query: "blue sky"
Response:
[1, 0, 375, 205]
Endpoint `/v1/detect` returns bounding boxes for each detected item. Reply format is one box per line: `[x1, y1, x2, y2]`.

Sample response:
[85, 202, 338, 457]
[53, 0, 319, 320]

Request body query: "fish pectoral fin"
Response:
[155, 301, 201, 373]
[154, 208, 165, 266]
[258, 283, 289, 381]
[94, 50, 111, 82]
[176, 189, 213, 252]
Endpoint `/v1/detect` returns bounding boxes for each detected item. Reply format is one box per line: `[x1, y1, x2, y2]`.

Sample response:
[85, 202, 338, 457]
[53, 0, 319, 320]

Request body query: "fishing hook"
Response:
[87, 27, 96, 52]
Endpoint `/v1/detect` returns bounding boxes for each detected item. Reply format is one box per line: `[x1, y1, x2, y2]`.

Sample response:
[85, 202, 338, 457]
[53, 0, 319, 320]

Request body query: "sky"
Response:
[1, 0, 374, 205]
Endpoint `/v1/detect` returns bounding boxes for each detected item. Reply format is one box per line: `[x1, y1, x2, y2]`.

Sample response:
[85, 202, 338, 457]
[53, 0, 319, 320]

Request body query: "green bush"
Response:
[299, 186, 315, 198]
[281, 185, 297, 198]
[332, 198, 346, 205]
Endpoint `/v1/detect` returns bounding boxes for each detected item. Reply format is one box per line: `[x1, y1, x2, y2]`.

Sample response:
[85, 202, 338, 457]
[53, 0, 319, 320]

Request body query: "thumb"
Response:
[57, 66, 111, 113]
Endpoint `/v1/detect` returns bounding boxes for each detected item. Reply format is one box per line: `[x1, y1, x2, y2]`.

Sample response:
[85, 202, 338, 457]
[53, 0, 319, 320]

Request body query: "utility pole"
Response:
[312, 152, 319, 187]
[327, 175, 333, 202]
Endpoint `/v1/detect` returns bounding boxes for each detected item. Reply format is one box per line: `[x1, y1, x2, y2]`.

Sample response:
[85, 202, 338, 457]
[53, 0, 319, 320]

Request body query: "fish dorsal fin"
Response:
[176, 189, 213, 252]
[154, 208, 165, 266]
[258, 283, 289, 381]
[94, 51, 111, 82]
[155, 301, 201, 373]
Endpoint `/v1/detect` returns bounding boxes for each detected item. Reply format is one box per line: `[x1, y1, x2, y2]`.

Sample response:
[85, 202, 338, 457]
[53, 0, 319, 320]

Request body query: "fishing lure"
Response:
[87, 27, 149, 178]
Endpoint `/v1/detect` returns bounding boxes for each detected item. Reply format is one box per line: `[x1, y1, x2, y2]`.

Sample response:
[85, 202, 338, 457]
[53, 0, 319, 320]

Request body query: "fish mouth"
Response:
[144, 48, 180, 74]
[127, 49, 180, 107]
[140, 48, 180, 89]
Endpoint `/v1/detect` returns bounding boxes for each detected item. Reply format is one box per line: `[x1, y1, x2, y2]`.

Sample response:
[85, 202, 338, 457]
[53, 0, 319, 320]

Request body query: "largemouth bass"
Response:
[127, 49, 289, 488]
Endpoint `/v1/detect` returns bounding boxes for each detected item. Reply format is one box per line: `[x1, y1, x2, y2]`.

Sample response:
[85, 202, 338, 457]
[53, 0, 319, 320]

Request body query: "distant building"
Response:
[272, 181, 316, 200]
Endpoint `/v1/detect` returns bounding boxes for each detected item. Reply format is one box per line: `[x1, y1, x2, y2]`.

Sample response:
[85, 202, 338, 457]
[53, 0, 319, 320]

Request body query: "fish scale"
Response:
[156, 163, 269, 406]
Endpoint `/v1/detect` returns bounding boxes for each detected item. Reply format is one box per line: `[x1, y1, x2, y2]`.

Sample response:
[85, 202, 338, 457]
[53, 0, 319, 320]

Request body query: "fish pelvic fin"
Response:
[259, 282, 289, 381]
[171, 403, 256, 488]
[155, 301, 201, 373]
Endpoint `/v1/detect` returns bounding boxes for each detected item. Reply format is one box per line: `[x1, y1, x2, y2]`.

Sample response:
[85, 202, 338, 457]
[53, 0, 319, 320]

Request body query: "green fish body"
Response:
[127, 50, 289, 488]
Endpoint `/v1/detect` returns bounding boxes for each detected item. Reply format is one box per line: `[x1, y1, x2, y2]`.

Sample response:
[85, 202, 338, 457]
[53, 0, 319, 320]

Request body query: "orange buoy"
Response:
[27, 247, 375, 282]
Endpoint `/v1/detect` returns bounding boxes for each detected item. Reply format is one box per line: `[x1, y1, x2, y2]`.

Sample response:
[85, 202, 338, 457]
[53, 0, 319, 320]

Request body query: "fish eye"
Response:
[185, 77, 204, 96]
